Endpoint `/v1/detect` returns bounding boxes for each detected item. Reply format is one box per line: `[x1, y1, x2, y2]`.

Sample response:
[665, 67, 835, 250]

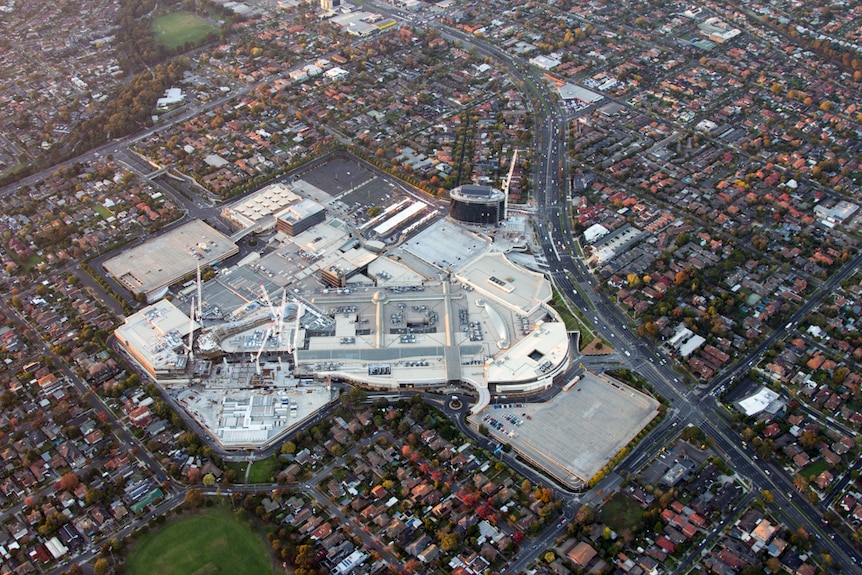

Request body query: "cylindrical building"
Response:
[449, 185, 506, 224]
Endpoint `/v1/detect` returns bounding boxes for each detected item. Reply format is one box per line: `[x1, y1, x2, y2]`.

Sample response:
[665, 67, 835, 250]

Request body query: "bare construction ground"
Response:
[471, 372, 660, 489]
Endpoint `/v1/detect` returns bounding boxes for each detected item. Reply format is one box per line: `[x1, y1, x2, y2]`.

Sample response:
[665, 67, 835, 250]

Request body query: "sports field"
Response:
[125, 506, 274, 575]
[151, 12, 218, 50]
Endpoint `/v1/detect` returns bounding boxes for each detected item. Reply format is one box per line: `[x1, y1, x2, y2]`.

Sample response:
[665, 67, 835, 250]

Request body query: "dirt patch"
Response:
[581, 338, 614, 355]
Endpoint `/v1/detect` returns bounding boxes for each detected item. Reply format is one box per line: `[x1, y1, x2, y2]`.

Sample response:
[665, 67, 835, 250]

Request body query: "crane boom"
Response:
[187, 297, 195, 364]
[196, 262, 203, 325]
[276, 287, 288, 336]
[288, 300, 303, 354]
[259, 282, 275, 316]
[254, 323, 273, 375]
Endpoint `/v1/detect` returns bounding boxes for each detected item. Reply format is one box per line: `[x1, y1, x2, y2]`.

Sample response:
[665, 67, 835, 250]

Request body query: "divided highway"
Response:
[438, 24, 859, 574]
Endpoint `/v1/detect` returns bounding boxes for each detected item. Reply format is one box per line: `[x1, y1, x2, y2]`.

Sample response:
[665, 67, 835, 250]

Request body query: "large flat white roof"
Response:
[486, 320, 569, 383]
[668, 324, 706, 357]
[318, 246, 378, 277]
[115, 299, 199, 372]
[223, 183, 301, 228]
[583, 223, 610, 244]
[530, 54, 560, 69]
[102, 219, 238, 297]
[456, 252, 552, 314]
[277, 197, 325, 222]
[559, 83, 603, 103]
[737, 387, 780, 417]
[286, 218, 350, 255]
[400, 219, 489, 272]
[373, 201, 425, 236]
[331, 11, 379, 36]
[366, 257, 428, 286]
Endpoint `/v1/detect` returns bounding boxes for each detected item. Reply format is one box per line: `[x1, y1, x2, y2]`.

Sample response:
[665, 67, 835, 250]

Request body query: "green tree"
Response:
[184, 488, 203, 508]
[441, 532, 459, 551]
[85, 488, 103, 506]
[93, 558, 110, 575]
[575, 504, 595, 525]
[680, 425, 706, 444]
[799, 429, 818, 449]
[756, 439, 775, 460]
[343, 387, 367, 406]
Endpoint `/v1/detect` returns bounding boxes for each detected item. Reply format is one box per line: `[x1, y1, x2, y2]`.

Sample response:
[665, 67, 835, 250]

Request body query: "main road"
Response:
[434, 19, 859, 574]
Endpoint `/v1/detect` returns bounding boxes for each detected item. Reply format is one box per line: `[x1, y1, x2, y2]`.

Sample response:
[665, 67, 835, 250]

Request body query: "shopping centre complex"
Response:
[112, 155, 572, 450]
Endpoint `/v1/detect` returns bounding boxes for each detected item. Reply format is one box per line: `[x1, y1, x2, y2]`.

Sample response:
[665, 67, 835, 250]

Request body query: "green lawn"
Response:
[550, 287, 581, 332]
[151, 12, 218, 50]
[125, 506, 274, 575]
[247, 457, 279, 483]
[224, 460, 248, 478]
[24, 254, 44, 271]
[94, 205, 113, 219]
[598, 492, 643, 534]
[800, 458, 829, 479]
[221, 457, 278, 483]
[0, 163, 28, 179]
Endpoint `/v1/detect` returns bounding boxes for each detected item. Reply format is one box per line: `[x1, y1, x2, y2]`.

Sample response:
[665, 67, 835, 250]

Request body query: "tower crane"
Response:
[252, 322, 273, 376]
[259, 282, 276, 318]
[275, 287, 288, 337]
[260, 283, 289, 342]
[196, 262, 203, 326]
[183, 297, 195, 366]
[288, 300, 304, 354]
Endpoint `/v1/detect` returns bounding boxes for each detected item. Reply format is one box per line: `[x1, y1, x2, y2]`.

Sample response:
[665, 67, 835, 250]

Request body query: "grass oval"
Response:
[151, 12, 219, 50]
[126, 507, 274, 575]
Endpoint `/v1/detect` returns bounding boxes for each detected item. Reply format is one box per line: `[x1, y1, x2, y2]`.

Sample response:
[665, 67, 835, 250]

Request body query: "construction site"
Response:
[113, 153, 569, 451]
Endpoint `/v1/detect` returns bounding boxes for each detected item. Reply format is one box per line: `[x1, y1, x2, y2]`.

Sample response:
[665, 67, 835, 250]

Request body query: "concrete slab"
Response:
[471, 372, 659, 489]
[399, 219, 489, 271]
[103, 219, 238, 299]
